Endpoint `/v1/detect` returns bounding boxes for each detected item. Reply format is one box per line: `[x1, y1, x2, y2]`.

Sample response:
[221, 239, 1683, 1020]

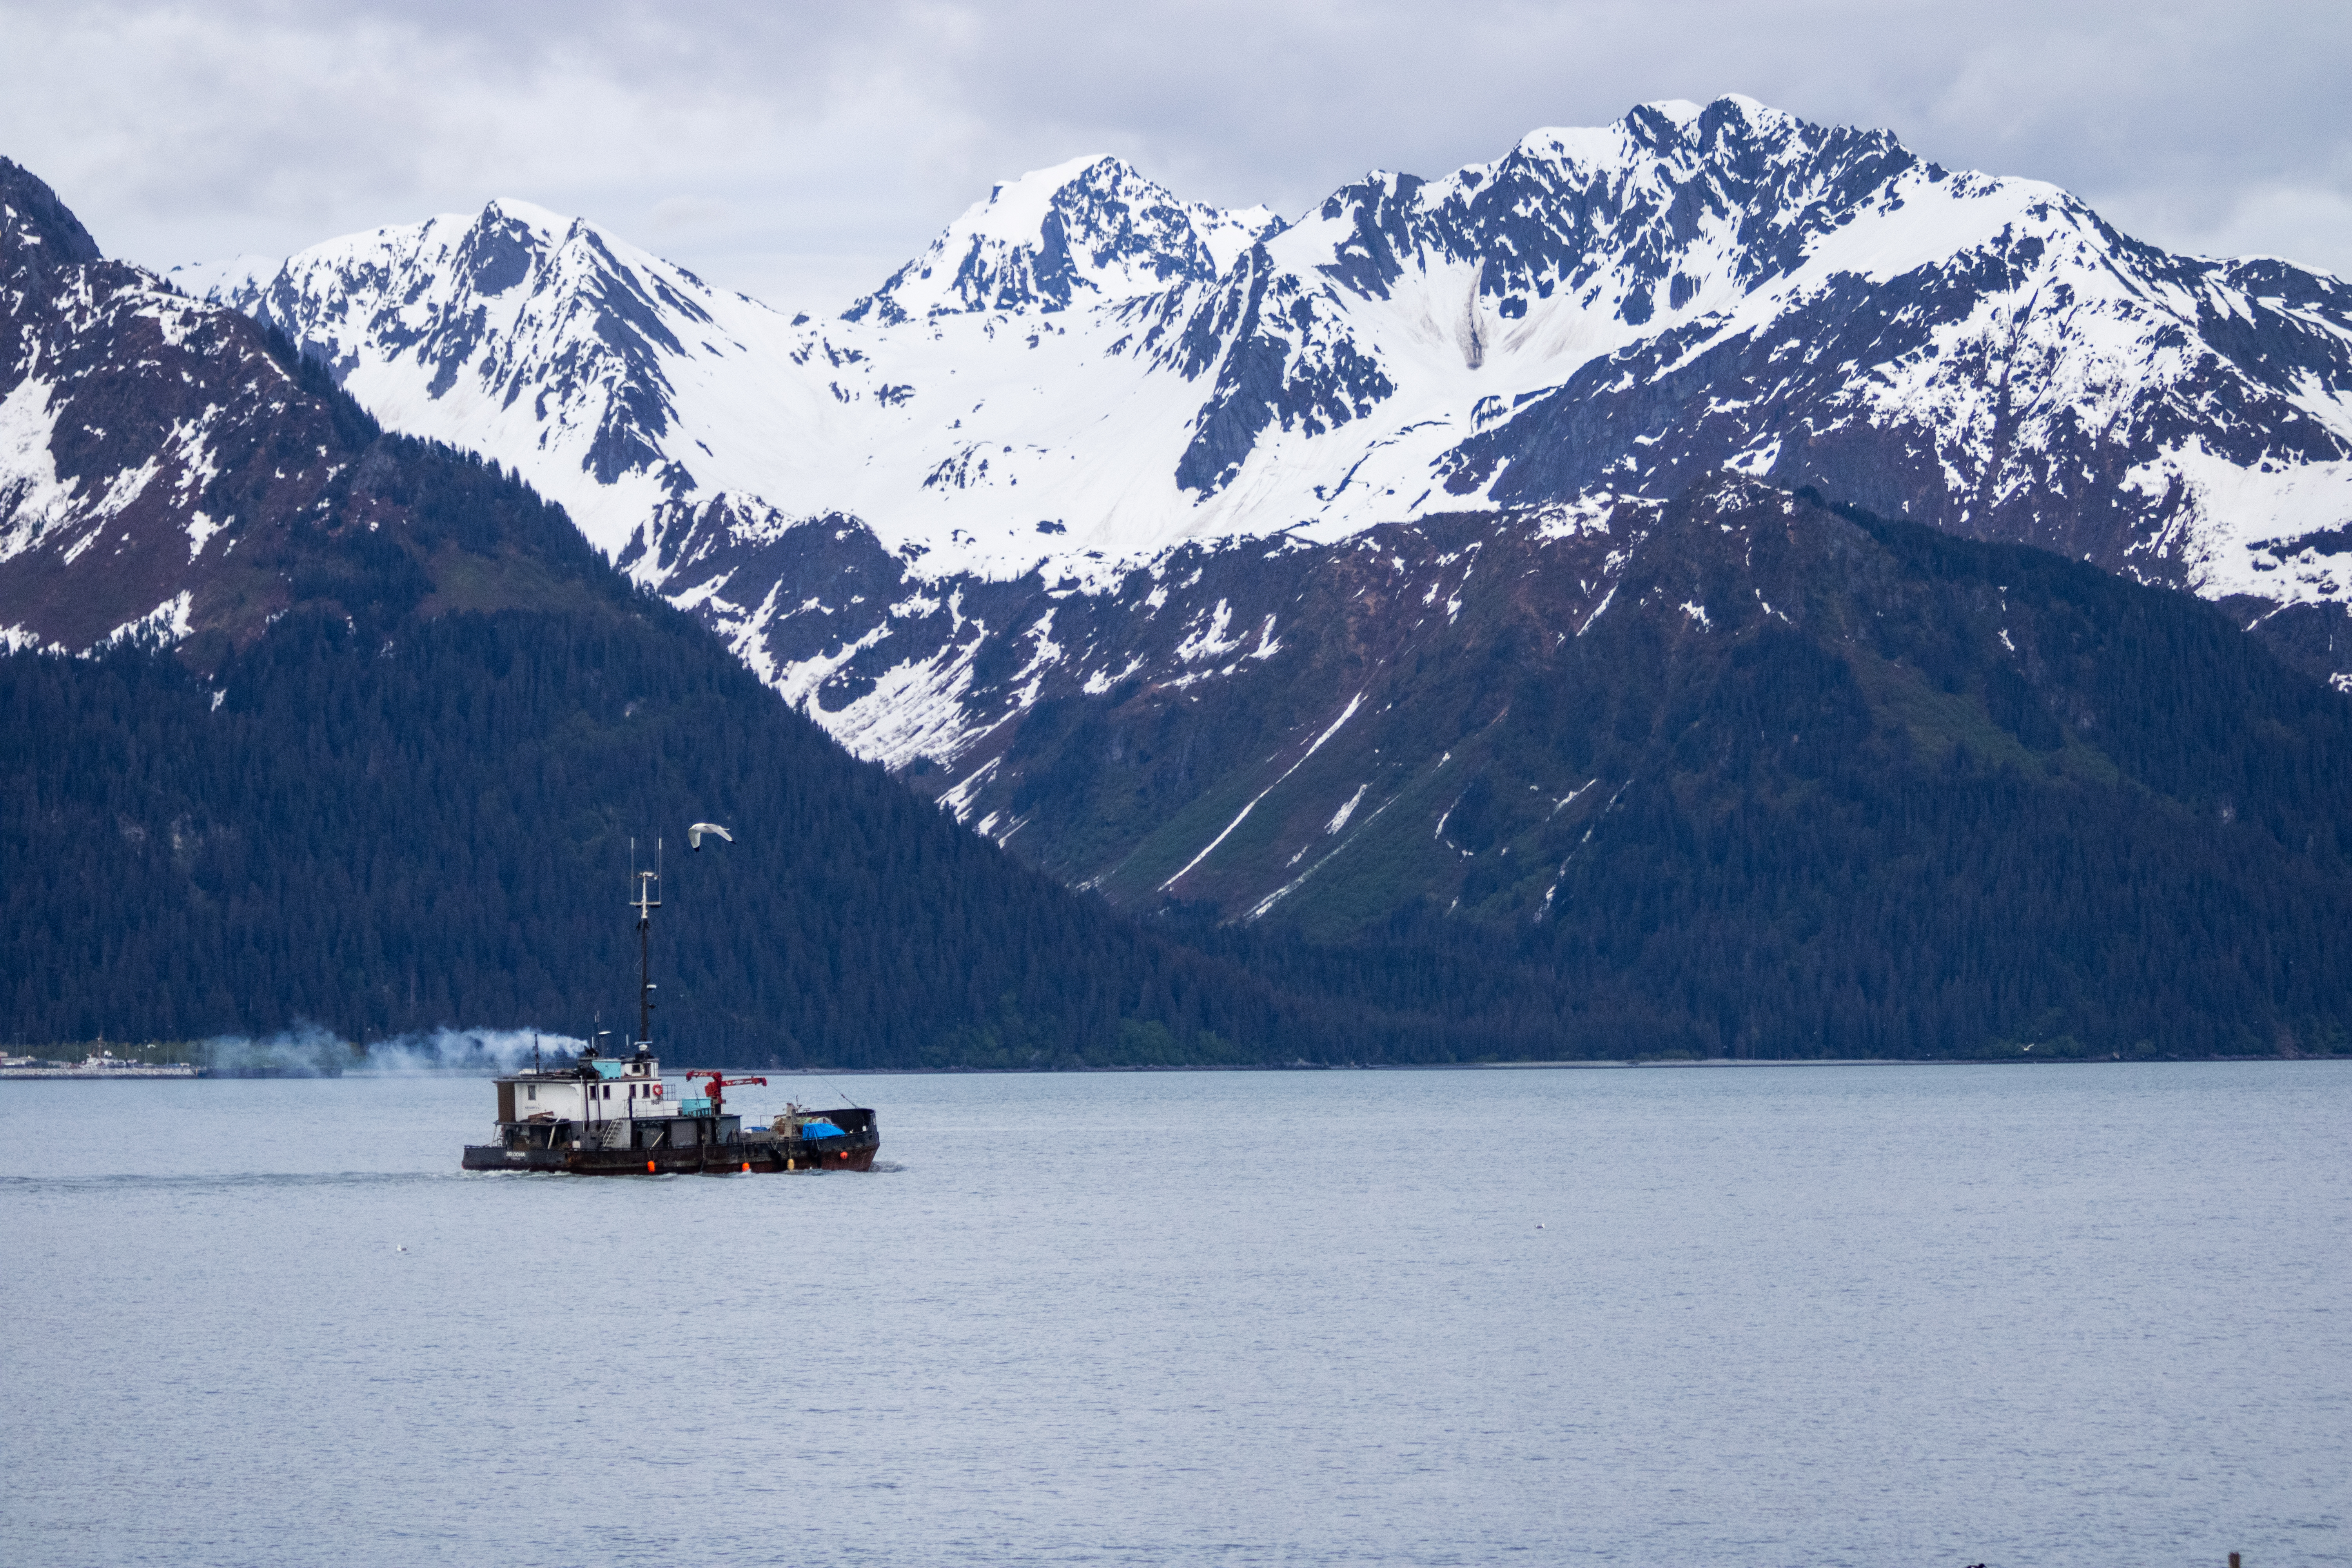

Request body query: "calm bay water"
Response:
[2, 1062, 2344, 1567]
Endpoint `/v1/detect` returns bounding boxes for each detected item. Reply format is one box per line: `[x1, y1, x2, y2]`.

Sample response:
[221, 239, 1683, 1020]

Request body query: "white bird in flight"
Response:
[688, 822, 733, 851]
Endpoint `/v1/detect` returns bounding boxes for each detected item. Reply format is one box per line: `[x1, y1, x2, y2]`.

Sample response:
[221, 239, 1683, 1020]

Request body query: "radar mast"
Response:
[631, 837, 661, 1050]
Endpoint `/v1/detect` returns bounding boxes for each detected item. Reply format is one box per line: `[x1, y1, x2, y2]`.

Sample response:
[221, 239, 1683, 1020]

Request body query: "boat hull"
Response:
[462, 1136, 877, 1175]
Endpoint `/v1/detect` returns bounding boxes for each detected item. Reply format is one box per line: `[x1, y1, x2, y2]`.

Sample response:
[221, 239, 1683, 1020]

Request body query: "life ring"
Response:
[650, 1083, 663, 1100]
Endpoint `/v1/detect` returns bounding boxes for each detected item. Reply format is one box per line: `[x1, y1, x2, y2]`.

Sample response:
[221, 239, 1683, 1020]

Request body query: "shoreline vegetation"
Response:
[7, 1036, 2344, 1077]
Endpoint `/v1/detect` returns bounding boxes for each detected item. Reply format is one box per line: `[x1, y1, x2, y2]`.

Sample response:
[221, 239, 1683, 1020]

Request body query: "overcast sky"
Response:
[4, 0, 2347, 313]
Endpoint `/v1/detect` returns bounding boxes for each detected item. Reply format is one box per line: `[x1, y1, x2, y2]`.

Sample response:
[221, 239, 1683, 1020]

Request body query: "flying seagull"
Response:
[688, 822, 733, 851]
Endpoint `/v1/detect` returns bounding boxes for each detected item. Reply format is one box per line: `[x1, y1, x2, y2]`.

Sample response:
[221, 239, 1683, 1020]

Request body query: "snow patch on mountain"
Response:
[163, 255, 278, 303]
[0, 622, 64, 653]
[0, 375, 74, 562]
[103, 588, 192, 646]
[2136, 445, 2352, 601]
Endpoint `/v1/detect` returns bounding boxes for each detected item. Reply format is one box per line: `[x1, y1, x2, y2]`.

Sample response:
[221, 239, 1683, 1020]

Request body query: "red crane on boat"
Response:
[684, 1069, 766, 1119]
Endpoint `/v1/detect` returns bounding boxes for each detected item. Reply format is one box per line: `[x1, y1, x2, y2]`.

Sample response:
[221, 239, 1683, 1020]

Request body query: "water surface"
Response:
[3, 1062, 2344, 1566]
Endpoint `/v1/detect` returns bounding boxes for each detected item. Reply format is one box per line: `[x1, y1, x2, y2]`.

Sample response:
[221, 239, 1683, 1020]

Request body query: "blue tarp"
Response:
[800, 1120, 846, 1140]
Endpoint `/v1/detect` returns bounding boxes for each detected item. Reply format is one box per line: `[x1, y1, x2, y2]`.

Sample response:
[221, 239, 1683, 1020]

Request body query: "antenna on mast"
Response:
[632, 836, 662, 1051]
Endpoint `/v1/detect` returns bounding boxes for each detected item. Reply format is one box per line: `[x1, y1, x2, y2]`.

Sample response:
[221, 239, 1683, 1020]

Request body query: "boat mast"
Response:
[632, 837, 662, 1049]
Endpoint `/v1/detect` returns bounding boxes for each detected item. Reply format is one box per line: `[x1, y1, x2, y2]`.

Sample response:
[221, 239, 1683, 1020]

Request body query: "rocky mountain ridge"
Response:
[843, 153, 1283, 324]
[2, 156, 444, 656]
[11, 104, 2352, 929]
[161, 100, 2349, 671]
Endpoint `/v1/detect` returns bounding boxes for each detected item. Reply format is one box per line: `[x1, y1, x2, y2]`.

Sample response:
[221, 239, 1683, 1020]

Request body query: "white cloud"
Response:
[2, 0, 2345, 312]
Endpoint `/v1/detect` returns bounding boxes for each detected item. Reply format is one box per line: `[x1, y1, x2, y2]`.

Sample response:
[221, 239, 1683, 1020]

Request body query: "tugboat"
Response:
[460, 830, 878, 1174]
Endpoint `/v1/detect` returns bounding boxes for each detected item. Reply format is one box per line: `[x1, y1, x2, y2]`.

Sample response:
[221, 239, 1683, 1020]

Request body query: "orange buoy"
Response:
[740, 1161, 750, 1173]
[646, 1160, 655, 1173]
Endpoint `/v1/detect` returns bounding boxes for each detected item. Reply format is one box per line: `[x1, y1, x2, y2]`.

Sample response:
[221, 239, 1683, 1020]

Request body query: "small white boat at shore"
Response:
[0, 1050, 203, 1079]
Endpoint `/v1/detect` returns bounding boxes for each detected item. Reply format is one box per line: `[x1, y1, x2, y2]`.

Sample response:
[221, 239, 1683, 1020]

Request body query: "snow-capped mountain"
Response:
[120, 99, 2352, 910]
[0, 157, 608, 661]
[198, 99, 2352, 634]
[844, 154, 1283, 323]
[193, 157, 1309, 581]
[1, 157, 364, 653]
[12, 108, 2352, 951]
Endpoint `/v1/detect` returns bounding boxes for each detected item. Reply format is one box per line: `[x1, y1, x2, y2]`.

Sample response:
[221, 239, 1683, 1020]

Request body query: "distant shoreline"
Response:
[793, 1054, 2352, 1074]
[10, 1054, 2337, 1081]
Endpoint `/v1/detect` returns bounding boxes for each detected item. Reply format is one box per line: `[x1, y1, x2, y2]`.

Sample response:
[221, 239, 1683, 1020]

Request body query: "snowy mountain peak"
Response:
[1241, 90, 1938, 386]
[142, 99, 2352, 757]
[450, 198, 564, 294]
[1637, 96, 1705, 125]
[166, 194, 765, 556]
[1494, 94, 1895, 195]
[844, 154, 1283, 325]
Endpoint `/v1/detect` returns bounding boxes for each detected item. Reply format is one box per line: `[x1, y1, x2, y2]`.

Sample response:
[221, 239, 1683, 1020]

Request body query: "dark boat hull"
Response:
[463, 1140, 877, 1174]
[462, 1107, 879, 1175]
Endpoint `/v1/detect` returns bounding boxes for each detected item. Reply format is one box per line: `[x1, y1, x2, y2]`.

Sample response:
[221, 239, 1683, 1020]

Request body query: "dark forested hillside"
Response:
[0, 441, 1531, 1065]
[1052, 480, 2352, 1061]
[1522, 492, 2352, 1058]
[9, 465, 2352, 1063]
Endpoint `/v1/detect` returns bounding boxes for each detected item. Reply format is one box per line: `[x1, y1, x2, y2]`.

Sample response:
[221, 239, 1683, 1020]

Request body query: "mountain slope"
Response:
[1112, 477, 2352, 1057]
[0, 157, 1528, 1065]
[4, 594, 1341, 1063]
[4, 158, 384, 655]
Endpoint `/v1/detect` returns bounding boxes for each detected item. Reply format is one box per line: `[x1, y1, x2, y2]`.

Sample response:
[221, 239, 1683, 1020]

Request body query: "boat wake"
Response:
[0, 1170, 466, 1192]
